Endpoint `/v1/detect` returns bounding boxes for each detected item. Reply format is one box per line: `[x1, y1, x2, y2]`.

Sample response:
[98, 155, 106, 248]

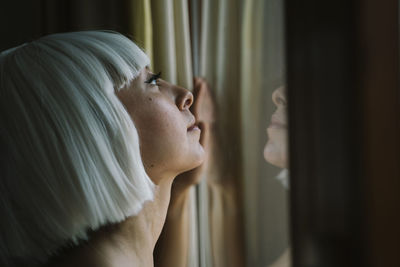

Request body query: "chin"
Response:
[177, 143, 206, 173]
[189, 144, 206, 169]
[264, 142, 284, 168]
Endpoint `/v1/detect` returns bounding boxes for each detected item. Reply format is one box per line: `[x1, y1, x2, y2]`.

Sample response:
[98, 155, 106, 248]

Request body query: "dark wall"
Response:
[0, 0, 131, 52]
[0, 1, 43, 51]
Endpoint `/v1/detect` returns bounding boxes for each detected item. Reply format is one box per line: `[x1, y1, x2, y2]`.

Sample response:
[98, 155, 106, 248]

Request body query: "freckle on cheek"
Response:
[150, 164, 154, 168]
[148, 97, 152, 101]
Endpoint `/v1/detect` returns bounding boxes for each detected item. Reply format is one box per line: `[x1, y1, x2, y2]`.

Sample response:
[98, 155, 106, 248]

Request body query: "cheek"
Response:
[265, 128, 288, 167]
[267, 128, 288, 148]
[138, 104, 184, 141]
[133, 103, 186, 163]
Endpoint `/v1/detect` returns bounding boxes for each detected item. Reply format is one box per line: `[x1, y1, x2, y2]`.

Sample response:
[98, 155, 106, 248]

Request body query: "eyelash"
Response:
[145, 71, 162, 85]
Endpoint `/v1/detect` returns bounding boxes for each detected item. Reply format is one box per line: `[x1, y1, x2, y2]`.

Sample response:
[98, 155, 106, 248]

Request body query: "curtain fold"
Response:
[199, 1, 245, 267]
[150, 0, 177, 83]
[128, 0, 154, 63]
[173, 0, 193, 89]
[148, 0, 193, 89]
[241, 0, 263, 264]
[241, 0, 289, 266]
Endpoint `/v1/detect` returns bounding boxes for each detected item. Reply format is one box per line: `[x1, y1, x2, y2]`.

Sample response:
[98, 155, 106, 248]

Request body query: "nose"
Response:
[175, 86, 194, 110]
[272, 86, 287, 107]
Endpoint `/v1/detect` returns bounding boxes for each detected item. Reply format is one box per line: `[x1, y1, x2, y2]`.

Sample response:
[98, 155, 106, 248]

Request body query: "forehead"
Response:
[128, 67, 149, 85]
[120, 67, 151, 93]
[135, 66, 152, 80]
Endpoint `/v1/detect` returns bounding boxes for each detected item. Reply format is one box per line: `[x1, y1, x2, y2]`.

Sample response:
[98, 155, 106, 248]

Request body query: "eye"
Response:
[145, 71, 162, 85]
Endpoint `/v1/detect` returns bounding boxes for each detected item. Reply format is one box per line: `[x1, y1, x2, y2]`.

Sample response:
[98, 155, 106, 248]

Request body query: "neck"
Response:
[45, 177, 174, 267]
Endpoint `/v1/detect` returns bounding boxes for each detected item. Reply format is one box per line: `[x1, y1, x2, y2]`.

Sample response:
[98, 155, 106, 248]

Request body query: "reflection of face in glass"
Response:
[264, 86, 288, 168]
[116, 68, 205, 183]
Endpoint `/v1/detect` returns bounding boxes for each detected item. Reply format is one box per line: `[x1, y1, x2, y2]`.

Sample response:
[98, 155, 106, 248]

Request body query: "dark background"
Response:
[0, 0, 132, 52]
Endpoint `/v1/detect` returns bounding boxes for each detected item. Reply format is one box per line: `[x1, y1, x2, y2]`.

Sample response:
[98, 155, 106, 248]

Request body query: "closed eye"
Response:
[145, 71, 162, 85]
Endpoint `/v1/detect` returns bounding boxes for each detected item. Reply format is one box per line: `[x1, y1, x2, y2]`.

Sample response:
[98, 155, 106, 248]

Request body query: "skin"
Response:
[264, 86, 291, 267]
[117, 67, 205, 183]
[264, 86, 288, 169]
[45, 69, 207, 267]
[154, 77, 215, 267]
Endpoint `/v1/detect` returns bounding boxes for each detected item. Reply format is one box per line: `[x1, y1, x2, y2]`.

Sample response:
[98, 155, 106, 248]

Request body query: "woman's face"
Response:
[116, 68, 204, 183]
[264, 86, 288, 168]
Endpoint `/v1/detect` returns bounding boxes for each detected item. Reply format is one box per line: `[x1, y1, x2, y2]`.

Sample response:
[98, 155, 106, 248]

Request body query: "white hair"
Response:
[0, 31, 154, 266]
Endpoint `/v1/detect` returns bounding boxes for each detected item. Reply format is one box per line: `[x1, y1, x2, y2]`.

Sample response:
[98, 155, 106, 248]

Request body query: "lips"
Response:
[269, 121, 286, 128]
[187, 116, 199, 131]
[269, 115, 287, 129]
[187, 124, 200, 131]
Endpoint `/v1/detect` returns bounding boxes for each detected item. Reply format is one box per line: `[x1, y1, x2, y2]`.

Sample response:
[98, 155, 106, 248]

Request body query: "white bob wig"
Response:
[0, 31, 154, 266]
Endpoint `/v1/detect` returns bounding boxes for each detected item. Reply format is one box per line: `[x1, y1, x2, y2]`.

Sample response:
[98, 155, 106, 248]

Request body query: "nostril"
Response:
[179, 91, 193, 110]
[185, 95, 193, 108]
[174, 86, 194, 110]
[184, 98, 191, 107]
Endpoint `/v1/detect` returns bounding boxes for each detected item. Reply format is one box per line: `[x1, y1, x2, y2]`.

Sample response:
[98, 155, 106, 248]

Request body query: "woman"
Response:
[264, 86, 291, 267]
[264, 86, 288, 172]
[0, 31, 207, 267]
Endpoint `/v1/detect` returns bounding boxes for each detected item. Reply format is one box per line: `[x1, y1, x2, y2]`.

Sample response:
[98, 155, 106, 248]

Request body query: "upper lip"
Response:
[270, 115, 287, 127]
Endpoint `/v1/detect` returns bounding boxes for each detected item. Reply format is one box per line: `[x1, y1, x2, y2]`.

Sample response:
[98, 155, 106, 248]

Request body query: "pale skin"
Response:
[44, 68, 208, 267]
[154, 77, 214, 267]
[264, 86, 288, 169]
[264, 86, 291, 267]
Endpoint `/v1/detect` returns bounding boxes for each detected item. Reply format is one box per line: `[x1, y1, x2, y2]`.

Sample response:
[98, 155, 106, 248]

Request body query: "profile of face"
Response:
[117, 68, 205, 183]
[264, 86, 288, 168]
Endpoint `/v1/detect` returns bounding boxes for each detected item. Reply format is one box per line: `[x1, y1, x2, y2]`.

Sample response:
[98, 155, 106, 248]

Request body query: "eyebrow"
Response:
[144, 66, 154, 77]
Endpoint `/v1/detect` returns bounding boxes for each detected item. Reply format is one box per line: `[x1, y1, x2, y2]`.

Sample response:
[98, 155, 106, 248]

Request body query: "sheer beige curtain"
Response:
[128, 0, 153, 63]
[130, 1, 249, 266]
[130, 0, 193, 89]
[241, 0, 289, 266]
[180, 0, 288, 267]
[199, 0, 288, 266]
[198, 1, 245, 267]
[129, 1, 247, 266]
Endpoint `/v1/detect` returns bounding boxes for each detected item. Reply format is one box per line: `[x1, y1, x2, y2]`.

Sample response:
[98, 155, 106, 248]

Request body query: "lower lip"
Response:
[188, 126, 201, 132]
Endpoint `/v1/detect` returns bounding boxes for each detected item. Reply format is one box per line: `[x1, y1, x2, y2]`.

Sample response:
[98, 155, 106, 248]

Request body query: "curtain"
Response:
[142, 0, 289, 266]
[132, 1, 249, 266]
[241, 0, 289, 266]
[135, 1, 249, 266]
[1, 1, 288, 266]
[198, 1, 245, 267]
[148, 0, 193, 88]
[128, 0, 153, 63]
